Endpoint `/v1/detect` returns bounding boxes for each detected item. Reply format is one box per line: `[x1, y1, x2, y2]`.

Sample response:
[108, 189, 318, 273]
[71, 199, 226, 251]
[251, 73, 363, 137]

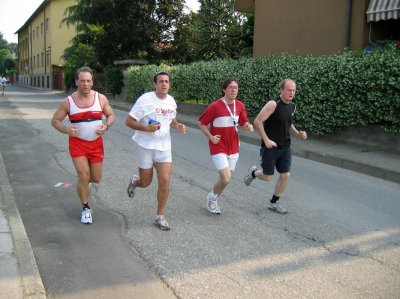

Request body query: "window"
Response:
[37, 54, 39, 68]
[42, 53, 44, 67]
[33, 30, 35, 40]
[37, 27, 39, 38]
[41, 23, 43, 35]
[45, 18, 49, 32]
[33, 56, 36, 69]
[46, 52, 50, 66]
[30, 33, 32, 43]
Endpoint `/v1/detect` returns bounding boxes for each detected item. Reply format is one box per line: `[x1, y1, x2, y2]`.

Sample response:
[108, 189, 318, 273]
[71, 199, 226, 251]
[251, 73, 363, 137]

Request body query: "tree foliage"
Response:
[192, 0, 252, 60]
[105, 67, 124, 95]
[162, 11, 199, 64]
[62, 43, 101, 71]
[62, 43, 101, 87]
[61, 0, 188, 67]
[0, 48, 12, 74]
[2, 58, 15, 73]
[0, 33, 8, 51]
[7, 43, 17, 55]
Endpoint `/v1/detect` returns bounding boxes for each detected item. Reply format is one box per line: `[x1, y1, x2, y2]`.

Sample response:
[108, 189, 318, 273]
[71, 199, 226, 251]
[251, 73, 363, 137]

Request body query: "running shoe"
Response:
[155, 216, 171, 230]
[207, 192, 221, 215]
[244, 166, 257, 186]
[81, 208, 93, 224]
[127, 175, 138, 198]
[269, 202, 287, 214]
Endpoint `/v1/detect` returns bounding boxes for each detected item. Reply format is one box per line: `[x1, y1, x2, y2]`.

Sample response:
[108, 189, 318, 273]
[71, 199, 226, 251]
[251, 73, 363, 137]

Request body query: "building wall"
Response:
[17, 27, 30, 80]
[234, 0, 255, 13]
[235, 0, 373, 57]
[253, 0, 370, 57]
[17, 0, 76, 89]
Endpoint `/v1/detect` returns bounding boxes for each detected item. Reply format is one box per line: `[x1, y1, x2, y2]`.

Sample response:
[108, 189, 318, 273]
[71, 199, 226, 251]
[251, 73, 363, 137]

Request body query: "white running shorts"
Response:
[133, 141, 172, 169]
[212, 153, 239, 171]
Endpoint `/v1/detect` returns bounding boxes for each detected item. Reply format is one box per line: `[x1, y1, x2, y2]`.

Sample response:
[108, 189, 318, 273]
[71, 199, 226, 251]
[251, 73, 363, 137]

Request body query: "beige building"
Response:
[235, 0, 400, 57]
[15, 0, 77, 90]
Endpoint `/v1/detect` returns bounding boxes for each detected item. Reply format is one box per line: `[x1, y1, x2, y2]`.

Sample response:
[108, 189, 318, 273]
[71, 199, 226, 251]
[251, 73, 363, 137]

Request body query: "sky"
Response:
[0, 0, 200, 44]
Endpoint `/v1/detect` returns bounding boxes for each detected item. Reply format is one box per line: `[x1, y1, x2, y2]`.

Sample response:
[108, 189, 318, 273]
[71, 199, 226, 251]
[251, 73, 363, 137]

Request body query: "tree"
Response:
[167, 11, 200, 64]
[62, 43, 101, 71]
[62, 43, 101, 87]
[7, 43, 18, 57]
[192, 0, 251, 60]
[2, 57, 15, 74]
[0, 48, 12, 75]
[239, 12, 254, 57]
[0, 33, 8, 51]
[61, 0, 188, 67]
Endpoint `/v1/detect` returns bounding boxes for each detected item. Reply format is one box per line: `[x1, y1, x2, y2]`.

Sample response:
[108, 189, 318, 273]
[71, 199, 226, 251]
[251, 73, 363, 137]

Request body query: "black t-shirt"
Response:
[262, 97, 295, 148]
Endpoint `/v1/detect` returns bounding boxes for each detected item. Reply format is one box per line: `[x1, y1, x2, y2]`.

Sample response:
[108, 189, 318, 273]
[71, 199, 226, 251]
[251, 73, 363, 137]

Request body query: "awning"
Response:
[366, 0, 400, 22]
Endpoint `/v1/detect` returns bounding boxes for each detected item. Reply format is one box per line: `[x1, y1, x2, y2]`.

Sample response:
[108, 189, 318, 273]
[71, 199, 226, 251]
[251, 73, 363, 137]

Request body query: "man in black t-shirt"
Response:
[243, 79, 307, 214]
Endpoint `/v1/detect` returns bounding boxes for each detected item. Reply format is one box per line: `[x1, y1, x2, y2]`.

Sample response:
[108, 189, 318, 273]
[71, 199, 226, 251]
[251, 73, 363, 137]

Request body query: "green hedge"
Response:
[124, 50, 400, 134]
[105, 67, 124, 96]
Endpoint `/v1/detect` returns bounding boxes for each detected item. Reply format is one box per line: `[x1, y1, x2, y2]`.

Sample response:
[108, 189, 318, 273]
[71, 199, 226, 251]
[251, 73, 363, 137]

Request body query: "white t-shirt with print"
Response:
[0, 77, 6, 85]
[129, 91, 177, 151]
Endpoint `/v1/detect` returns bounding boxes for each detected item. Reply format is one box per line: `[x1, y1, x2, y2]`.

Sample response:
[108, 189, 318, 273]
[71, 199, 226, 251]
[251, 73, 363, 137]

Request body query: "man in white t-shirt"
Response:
[0, 75, 7, 95]
[125, 71, 186, 230]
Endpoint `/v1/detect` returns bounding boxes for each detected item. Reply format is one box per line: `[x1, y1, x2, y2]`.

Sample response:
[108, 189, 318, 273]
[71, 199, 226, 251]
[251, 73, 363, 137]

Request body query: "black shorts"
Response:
[260, 146, 292, 175]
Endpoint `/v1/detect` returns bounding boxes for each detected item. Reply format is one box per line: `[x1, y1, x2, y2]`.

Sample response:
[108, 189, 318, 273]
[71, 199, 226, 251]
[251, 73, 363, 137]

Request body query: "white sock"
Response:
[156, 215, 163, 220]
[210, 191, 218, 200]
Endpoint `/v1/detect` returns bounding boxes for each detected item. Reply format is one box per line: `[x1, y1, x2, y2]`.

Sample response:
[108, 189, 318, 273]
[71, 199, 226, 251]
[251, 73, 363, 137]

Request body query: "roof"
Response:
[366, 0, 400, 22]
[14, 0, 50, 34]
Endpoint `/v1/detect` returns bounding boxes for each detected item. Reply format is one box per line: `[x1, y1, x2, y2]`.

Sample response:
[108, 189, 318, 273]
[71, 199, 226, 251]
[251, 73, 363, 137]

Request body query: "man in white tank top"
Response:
[51, 66, 115, 224]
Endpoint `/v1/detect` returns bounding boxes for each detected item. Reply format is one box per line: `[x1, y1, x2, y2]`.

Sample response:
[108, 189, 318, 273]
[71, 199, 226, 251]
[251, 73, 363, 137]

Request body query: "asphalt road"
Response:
[0, 87, 399, 298]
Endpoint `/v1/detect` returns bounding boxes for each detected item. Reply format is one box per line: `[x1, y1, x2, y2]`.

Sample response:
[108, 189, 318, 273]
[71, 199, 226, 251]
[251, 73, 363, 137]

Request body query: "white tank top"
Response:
[68, 92, 103, 141]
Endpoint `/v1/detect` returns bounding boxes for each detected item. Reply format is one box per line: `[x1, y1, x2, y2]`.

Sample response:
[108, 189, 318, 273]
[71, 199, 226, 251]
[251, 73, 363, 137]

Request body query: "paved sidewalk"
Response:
[0, 152, 46, 299]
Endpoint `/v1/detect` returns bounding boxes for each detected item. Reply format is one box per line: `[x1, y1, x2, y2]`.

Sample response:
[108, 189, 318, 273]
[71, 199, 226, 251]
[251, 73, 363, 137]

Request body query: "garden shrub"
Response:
[105, 67, 124, 95]
[124, 49, 400, 134]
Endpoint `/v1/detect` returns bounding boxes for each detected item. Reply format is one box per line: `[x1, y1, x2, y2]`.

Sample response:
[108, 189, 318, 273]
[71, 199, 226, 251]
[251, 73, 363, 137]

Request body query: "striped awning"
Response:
[366, 0, 400, 22]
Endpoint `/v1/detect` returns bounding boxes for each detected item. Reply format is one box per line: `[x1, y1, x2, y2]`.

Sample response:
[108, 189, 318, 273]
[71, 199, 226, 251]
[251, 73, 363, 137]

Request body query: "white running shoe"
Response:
[244, 166, 257, 186]
[81, 208, 93, 224]
[269, 202, 287, 214]
[127, 175, 138, 198]
[207, 192, 221, 215]
[155, 216, 171, 230]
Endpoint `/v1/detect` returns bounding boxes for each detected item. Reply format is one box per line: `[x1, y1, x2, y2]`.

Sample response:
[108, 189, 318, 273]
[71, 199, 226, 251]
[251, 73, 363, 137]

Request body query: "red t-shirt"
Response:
[198, 99, 249, 155]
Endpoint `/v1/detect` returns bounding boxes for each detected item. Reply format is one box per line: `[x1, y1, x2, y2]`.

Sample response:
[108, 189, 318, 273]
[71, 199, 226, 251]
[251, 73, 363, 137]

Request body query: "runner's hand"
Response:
[211, 135, 221, 144]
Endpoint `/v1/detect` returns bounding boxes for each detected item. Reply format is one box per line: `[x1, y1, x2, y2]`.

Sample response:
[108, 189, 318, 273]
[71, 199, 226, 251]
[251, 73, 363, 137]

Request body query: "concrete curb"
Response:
[291, 146, 400, 184]
[0, 153, 46, 299]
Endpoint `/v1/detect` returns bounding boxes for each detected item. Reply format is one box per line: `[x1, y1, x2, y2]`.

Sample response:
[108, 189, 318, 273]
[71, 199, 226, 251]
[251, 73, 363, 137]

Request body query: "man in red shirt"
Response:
[198, 78, 254, 214]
